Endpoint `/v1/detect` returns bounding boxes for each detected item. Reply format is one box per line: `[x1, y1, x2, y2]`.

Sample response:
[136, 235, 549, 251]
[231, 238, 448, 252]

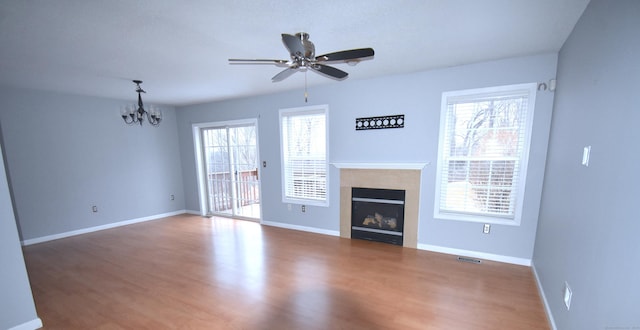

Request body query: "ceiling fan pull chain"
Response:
[304, 70, 308, 103]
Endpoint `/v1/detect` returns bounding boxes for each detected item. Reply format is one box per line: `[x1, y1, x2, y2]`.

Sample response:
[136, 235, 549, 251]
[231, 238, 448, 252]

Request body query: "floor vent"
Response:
[457, 256, 482, 264]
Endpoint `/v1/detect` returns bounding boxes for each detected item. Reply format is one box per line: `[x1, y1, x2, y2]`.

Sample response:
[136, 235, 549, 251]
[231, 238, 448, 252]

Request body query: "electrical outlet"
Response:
[302, 205, 306, 212]
[170, 194, 175, 201]
[92, 205, 98, 213]
[483, 223, 491, 234]
[564, 282, 572, 310]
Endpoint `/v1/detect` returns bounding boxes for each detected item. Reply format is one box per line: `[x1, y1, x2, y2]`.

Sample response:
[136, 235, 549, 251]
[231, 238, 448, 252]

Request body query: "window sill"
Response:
[283, 198, 329, 208]
[434, 212, 521, 226]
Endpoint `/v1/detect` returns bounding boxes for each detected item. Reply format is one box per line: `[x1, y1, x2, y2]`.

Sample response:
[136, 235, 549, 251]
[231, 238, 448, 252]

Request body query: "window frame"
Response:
[433, 83, 537, 226]
[279, 104, 329, 207]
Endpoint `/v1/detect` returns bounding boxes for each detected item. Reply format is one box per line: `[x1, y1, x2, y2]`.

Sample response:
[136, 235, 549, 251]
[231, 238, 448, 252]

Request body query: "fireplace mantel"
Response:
[332, 162, 429, 170]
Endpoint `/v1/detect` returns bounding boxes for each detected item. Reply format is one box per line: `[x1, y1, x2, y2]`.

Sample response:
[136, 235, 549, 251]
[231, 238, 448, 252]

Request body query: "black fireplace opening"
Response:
[351, 187, 405, 246]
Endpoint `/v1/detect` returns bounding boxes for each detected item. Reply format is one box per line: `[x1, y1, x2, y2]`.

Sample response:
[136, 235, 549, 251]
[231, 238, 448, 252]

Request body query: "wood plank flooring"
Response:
[22, 214, 549, 329]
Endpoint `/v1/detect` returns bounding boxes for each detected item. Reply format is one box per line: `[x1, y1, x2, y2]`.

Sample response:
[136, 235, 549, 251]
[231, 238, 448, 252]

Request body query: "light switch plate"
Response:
[582, 146, 591, 166]
[564, 281, 572, 310]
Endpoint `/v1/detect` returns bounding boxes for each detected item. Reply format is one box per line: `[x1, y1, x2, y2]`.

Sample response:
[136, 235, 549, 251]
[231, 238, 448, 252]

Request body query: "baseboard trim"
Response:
[417, 243, 532, 266]
[8, 318, 42, 330]
[185, 209, 201, 215]
[21, 210, 187, 246]
[532, 261, 558, 330]
[261, 220, 340, 237]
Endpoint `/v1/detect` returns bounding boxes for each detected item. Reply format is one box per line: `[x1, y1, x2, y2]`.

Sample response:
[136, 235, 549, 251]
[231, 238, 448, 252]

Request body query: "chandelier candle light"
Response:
[120, 80, 162, 126]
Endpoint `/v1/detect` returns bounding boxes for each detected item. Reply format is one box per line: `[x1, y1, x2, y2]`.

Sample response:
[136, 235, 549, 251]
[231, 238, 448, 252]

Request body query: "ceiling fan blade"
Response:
[228, 59, 289, 67]
[310, 64, 348, 80]
[281, 33, 305, 57]
[272, 67, 297, 82]
[315, 48, 375, 62]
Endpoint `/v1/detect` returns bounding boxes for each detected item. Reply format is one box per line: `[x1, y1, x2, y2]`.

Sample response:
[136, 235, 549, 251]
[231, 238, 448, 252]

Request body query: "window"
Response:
[280, 105, 328, 206]
[434, 83, 536, 225]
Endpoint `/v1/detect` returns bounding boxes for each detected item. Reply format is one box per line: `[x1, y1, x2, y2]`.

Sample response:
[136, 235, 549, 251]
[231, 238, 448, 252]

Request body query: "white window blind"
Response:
[280, 105, 328, 206]
[435, 84, 536, 224]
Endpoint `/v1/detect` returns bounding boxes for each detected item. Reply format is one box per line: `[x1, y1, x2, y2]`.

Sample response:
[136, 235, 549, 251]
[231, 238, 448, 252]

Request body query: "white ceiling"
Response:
[0, 0, 589, 106]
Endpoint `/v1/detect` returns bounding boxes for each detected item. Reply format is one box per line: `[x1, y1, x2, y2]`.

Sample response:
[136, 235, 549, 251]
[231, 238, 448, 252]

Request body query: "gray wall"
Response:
[0, 87, 185, 240]
[533, 0, 640, 329]
[0, 144, 40, 329]
[177, 54, 557, 261]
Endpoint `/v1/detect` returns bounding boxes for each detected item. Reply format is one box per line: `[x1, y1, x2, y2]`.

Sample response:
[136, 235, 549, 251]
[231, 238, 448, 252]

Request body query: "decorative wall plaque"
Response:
[355, 114, 404, 130]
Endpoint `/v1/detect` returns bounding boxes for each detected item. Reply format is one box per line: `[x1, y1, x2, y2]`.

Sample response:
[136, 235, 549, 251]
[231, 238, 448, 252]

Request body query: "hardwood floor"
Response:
[23, 214, 549, 329]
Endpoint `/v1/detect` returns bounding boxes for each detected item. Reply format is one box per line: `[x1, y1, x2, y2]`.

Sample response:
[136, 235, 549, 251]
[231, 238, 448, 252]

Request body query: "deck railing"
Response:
[208, 169, 259, 212]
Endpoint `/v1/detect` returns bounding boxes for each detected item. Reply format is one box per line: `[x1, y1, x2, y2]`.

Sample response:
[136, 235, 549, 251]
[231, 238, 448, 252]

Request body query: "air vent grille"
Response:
[457, 256, 482, 264]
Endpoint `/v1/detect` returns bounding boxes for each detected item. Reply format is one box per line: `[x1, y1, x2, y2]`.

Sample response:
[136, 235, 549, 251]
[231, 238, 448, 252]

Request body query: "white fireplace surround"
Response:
[334, 162, 428, 248]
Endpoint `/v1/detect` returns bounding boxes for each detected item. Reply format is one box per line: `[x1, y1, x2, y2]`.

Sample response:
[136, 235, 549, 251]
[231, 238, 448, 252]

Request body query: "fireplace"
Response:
[351, 187, 405, 246]
[337, 165, 424, 248]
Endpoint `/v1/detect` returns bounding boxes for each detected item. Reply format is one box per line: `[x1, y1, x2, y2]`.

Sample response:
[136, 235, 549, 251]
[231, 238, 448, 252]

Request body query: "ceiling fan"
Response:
[229, 32, 375, 82]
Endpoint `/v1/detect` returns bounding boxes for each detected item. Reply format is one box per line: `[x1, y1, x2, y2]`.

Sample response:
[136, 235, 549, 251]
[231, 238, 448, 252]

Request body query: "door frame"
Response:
[192, 118, 261, 220]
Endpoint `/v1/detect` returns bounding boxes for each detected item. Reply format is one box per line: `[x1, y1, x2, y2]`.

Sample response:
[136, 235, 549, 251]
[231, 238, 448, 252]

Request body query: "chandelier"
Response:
[120, 80, 162, 126]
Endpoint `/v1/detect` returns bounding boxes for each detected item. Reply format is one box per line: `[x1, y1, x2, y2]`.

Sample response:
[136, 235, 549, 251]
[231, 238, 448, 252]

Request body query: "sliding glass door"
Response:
[198, 121, 260, 220]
